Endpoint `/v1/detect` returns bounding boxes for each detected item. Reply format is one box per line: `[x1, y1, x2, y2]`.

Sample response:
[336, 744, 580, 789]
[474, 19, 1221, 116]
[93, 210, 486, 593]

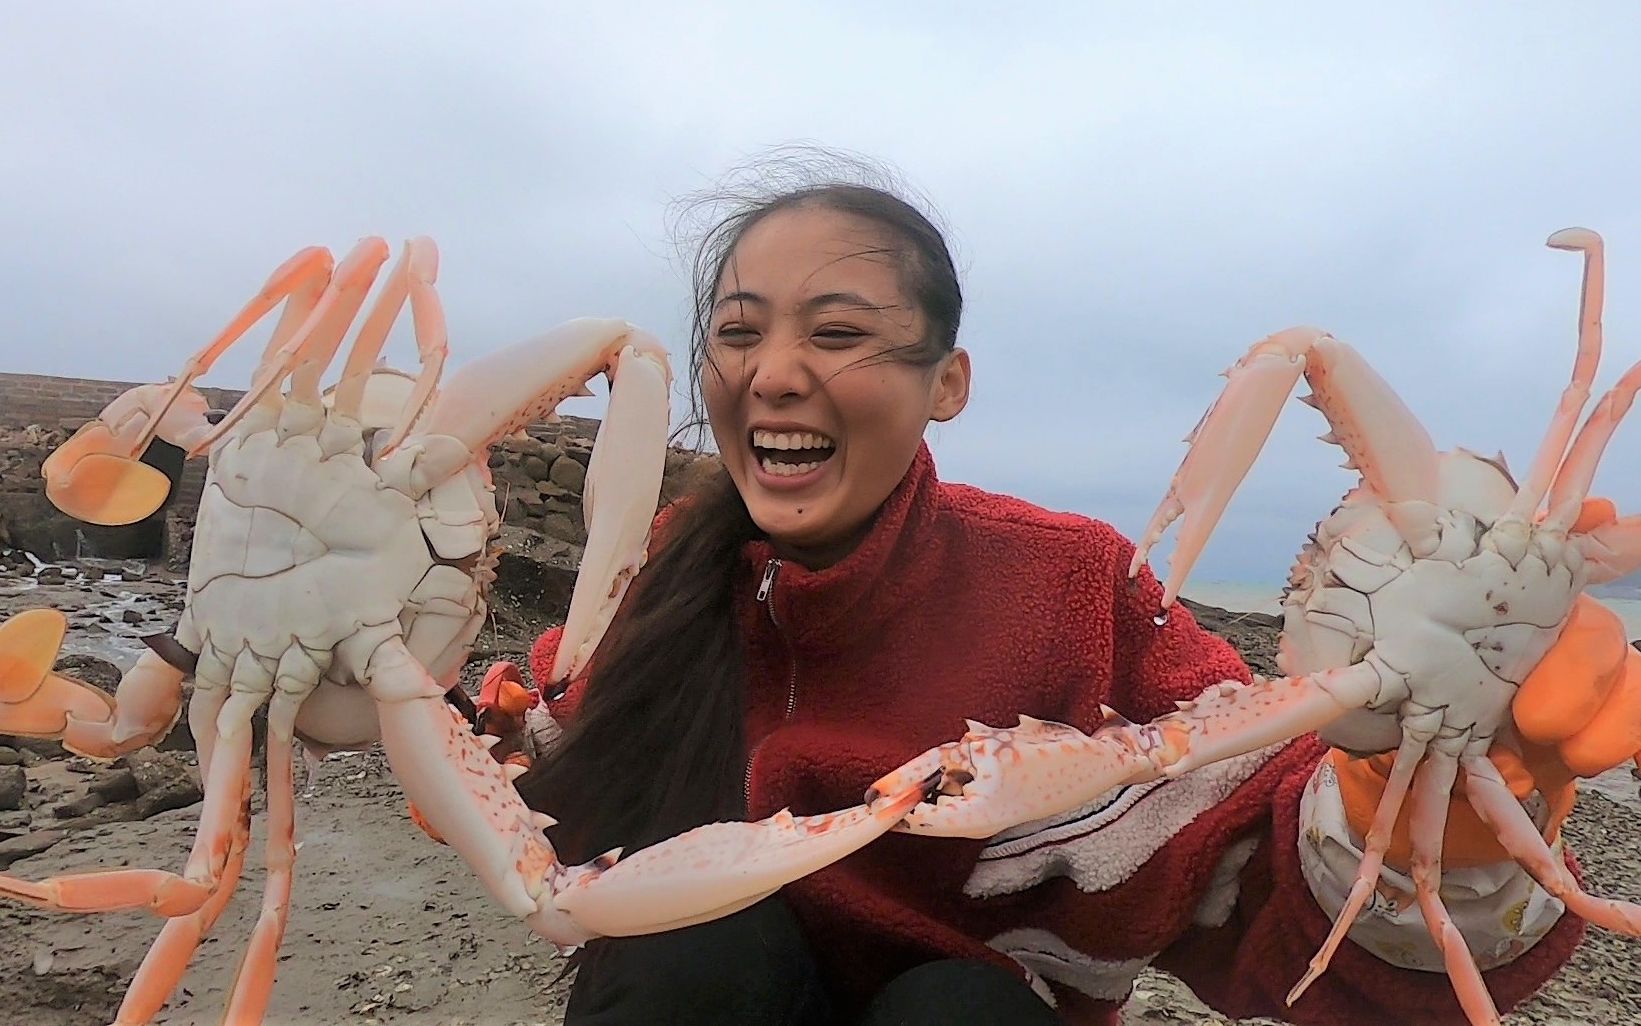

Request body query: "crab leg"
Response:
[1407, 752, 1501, 1026]
[0, 691, 257, 917]
[131, 246, 336, 455]
[1542, 355, 1641, 532]
[1462, 753, 1641, 933]
[329, 238, 425, 423]
[0, 609, 185, 759]
[1502, 228, 1605, 523]
[189, 238, 392, 455]
[109, 822, 250, 1026]
[875, 661, 1390, 839]
[364, 637, 925, 949]
[1286, 730, 1429, 1006]
[1130, 327, 1441, 607]
[218, 691, 302, 1023]
[375, 237, 447, 457]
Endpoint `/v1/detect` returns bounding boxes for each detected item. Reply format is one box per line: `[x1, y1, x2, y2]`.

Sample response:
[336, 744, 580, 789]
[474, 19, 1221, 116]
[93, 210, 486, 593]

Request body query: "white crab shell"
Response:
[174, 369, 499, 752]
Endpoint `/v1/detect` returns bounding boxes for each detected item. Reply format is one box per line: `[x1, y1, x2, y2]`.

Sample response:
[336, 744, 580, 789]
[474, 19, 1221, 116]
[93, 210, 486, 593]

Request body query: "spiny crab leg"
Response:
[400, 317, 674, 689]
[364, 637, 930, 949]
[874, 661, 1390, 839]
[1129, 326, 1442, 607]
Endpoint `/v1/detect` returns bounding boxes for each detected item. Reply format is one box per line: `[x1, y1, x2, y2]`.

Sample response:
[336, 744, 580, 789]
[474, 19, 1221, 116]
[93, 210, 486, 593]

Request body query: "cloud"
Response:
[4, 3, 1641, 585]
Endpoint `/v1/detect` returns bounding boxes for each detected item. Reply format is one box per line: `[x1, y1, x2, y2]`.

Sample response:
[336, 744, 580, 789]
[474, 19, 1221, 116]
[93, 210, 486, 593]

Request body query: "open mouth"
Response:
[750, 428, 837, 478]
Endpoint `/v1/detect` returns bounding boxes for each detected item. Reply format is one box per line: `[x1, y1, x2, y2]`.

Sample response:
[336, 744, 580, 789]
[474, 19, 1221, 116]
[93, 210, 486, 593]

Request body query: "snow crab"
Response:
[0, 236, 932, 1024]
[870, 228, 1641, 1024]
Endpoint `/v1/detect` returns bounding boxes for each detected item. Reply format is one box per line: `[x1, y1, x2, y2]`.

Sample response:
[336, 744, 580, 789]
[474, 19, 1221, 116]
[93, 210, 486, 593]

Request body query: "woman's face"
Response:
[702, 206, 970, 566]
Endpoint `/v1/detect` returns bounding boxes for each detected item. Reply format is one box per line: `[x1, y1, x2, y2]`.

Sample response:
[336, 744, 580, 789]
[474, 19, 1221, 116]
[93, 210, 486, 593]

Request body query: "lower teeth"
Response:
[762, 458, 824, 477]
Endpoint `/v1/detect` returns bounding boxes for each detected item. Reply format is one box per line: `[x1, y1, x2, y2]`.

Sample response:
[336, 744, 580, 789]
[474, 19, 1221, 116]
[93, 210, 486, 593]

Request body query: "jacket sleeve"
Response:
[966, 527, 1582, 1025]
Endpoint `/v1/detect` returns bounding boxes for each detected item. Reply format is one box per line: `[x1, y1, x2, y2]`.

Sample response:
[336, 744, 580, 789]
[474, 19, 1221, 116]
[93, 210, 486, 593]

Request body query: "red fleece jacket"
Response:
[527, 443, 1582, 1025]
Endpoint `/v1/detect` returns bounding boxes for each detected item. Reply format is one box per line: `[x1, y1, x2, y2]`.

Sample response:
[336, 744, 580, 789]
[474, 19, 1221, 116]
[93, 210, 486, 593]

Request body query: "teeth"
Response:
[760, 458, 825, 477]
[752, 429, 835, 451]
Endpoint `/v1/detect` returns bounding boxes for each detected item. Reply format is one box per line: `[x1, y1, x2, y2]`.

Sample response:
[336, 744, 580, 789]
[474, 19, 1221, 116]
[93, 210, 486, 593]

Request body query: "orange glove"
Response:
[1333, 499, 1641, 870]
[408, 662, 540, 845]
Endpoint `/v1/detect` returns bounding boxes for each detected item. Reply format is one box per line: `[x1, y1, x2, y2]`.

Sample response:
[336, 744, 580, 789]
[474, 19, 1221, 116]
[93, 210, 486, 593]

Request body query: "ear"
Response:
[929, 348, 971, 423]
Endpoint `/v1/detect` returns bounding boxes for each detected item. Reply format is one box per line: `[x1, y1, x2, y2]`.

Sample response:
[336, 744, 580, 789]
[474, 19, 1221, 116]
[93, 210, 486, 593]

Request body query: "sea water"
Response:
[1184, 582, 1641, 639]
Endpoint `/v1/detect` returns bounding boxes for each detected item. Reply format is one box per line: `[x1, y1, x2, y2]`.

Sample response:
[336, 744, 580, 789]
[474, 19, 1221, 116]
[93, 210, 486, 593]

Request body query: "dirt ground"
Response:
[1, 568, 1638, 1025]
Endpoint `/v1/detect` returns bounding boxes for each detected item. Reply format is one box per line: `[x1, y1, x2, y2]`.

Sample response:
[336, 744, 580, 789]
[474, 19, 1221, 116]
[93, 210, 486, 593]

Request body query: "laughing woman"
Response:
[501, 155, 1614, 1026]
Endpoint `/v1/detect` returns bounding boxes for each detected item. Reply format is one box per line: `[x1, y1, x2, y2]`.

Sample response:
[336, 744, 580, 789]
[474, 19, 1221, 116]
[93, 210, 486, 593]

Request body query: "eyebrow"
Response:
[712, 290, 883, 313]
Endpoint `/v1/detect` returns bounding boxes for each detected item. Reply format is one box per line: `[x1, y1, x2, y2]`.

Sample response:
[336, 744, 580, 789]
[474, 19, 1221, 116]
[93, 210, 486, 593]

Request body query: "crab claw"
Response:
[868, 713, 1173, 839]
[41, 421, 175, 526]
[478, 661, 538, 720]
[547, 772, 939, 938]
[0, 609, 117, 740]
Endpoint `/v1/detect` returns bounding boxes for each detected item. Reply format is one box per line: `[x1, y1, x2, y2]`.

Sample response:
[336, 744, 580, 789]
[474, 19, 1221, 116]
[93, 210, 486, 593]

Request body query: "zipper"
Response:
[745, 558, 798, 805]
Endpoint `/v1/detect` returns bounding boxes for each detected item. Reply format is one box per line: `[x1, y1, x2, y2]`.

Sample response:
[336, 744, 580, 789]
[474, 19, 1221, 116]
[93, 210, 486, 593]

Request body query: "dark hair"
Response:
[514, 147, 964, 865]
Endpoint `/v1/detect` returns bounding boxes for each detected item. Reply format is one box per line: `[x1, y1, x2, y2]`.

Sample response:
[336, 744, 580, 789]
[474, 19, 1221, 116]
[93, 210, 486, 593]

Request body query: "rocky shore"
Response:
[0, 563, 1636, 1025]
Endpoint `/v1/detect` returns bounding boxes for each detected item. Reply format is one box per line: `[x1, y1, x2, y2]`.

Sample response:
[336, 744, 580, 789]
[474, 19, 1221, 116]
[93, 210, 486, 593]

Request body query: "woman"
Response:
[505, 156, 1615, 1026]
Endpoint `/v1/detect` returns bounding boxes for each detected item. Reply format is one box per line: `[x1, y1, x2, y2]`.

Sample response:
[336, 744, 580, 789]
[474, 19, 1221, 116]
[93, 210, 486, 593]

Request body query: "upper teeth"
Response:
[753, 430, 834, 451]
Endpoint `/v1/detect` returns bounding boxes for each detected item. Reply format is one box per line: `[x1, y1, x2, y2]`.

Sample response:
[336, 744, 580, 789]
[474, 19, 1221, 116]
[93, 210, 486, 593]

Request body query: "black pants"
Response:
[563, 897, 1060, 1026]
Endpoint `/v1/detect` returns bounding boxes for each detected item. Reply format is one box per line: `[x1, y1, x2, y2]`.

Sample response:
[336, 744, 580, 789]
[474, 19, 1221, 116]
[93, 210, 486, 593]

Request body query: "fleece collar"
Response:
[737, 441, 943, 658]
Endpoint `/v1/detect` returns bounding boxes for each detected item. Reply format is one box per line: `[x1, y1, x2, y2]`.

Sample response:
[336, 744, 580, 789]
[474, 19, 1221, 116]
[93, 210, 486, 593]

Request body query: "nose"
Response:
[749, 338, 813, 404]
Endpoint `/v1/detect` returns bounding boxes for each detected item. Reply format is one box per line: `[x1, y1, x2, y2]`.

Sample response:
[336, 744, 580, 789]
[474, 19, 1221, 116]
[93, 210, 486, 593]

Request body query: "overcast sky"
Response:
[4, 3, 1640, 589]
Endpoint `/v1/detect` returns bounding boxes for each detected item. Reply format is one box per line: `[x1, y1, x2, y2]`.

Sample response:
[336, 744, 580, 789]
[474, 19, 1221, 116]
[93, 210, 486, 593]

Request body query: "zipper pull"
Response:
[756, 558, 781, 603]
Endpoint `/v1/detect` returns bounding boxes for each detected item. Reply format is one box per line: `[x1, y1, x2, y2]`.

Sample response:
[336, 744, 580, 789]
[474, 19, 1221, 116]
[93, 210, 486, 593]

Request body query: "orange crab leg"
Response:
[0, 696, 255, 918]
[1462, 754, 1641, 933]
[189, 238, 392, 455]
[218, 692, 301, 1023]
[1502, 229, 1605, 523]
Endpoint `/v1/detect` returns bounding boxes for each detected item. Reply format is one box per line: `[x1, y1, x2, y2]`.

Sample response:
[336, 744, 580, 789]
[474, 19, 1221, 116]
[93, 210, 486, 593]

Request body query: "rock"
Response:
[548, 454, 586, 491]
[52, 653, 121, 690]
[0, 809, 29, 837]
[1, 736, 64, 760]
[491, 527, 580, 620]
[1178, 598, 1282, 678]
[0, 764, 25, 810]
[52, 792, 107, 818]
[0, 829, 66, 868]
[538, 512, 584, 546]
[89, 767, 139, 802]
[0, 747, 19, 766]
[121, 608, 144, 624]
[124, 748, 202, 818]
